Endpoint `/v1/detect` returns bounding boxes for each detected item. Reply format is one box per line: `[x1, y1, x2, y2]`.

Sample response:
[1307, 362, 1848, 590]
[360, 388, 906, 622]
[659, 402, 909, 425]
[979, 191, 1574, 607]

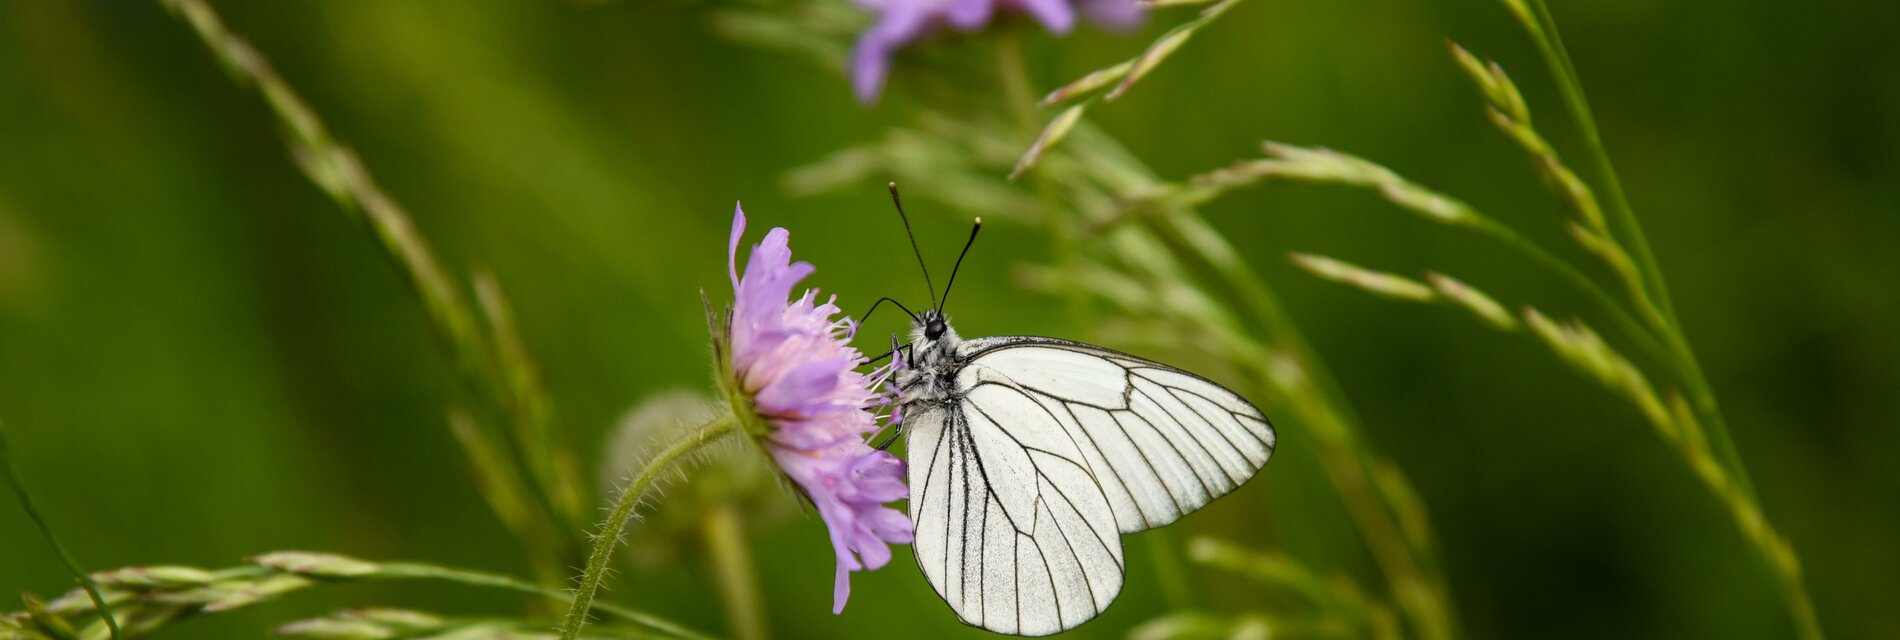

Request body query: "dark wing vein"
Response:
[1053, 399, 1153, 529]
[1132, 384, 1222, 469]
[1133, 384, 1241, 486]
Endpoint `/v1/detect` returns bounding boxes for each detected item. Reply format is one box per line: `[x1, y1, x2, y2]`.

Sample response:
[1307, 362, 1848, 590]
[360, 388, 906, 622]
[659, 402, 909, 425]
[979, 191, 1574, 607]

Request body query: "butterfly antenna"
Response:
[859, 296, 919, 326]
[888, 182, 938, 309]
[938, 217, 982, 312]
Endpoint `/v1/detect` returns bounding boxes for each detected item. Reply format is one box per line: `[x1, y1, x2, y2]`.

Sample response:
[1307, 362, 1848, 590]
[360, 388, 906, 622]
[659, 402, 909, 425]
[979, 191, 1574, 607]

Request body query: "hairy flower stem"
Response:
[702, 503, 770, 640]
[1508, 3, 1816, 637]
[1, 421, 122, 640]
[560, 414, 738, 640]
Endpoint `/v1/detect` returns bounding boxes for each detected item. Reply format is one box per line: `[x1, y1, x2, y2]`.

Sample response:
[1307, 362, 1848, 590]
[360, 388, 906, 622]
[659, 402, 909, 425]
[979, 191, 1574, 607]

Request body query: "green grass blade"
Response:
[0, 421, 122, 640]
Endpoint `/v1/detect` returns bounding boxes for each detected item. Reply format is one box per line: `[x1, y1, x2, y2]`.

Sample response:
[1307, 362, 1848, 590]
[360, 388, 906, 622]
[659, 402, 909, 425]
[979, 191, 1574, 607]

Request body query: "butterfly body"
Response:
[897, 309, 963, 409]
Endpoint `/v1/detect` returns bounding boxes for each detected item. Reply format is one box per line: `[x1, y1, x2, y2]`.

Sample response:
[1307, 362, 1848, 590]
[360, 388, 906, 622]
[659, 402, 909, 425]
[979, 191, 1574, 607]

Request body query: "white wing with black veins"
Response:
[906, 336, 1275, 635]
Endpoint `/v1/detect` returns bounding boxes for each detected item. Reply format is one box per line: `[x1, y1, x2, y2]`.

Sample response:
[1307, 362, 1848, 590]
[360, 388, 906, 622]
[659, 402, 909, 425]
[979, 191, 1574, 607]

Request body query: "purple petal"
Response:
[851, 2, 933, 104]
[1015, 0, 1077, 34]
[852, 529, 893, 569]
[864, 508, 916, 541]
[945, 0, 995, 30]
[720, 201, 912, 617]
[1079, 0, 1144, 30]
[755, 358, 851, 416]
[833, 563, 853, 614]
[728, 203, 746, 290]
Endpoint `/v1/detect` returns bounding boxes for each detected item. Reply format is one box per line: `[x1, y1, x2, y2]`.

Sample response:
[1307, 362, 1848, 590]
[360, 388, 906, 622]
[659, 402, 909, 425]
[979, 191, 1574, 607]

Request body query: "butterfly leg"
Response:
[873, 423, 905, 450]
[863, 337, 915, 367]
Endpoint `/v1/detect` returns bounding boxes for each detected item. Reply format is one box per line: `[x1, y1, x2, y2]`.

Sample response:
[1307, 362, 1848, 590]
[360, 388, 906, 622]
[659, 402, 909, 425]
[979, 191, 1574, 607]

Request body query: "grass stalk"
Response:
[1508, 1, 1753, 498]
[373, 562, 711, 640]
[701, 503, 770, 640]
[1142, 530, 1195, 610]
[560, 414, 739, 640]
[1067, 127, 1458, 640]
[1158, 142, 1677, 370]
[154, 0, 586, 585]
[1022, 44, 1454, 626]
[1504, 3, 1814, 635]
[998, 32, 1096, 357]
[7, 552, 709, 640]
[1, 421, 122, 640]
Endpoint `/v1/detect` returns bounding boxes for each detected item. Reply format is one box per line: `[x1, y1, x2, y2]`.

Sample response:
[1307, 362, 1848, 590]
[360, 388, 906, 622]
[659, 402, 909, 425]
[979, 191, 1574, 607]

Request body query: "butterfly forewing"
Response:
[956, 337, 1275, 532]
[905, 335, 1274, 635]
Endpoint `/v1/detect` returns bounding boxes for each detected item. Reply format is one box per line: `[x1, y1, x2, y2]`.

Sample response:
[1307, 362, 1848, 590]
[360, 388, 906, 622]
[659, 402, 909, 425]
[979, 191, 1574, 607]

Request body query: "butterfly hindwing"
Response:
[906, 381, 1125, 635]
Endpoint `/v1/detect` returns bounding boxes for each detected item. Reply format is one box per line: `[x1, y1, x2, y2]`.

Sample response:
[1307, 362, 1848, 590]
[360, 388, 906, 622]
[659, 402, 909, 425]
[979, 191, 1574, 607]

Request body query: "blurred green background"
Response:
[2, 0, 1895, 638]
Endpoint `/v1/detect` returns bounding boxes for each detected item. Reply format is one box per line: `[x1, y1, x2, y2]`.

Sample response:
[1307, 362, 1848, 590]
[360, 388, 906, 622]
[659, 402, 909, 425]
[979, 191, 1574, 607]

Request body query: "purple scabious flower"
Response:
[716, 203, 912, 614]
[852, 0, 1145, 103]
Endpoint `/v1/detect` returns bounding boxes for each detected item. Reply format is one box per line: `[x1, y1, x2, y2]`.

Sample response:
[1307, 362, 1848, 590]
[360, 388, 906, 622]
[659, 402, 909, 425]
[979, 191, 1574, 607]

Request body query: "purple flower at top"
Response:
[852, 0, 1146, 103]
[722, 203, 913, 613]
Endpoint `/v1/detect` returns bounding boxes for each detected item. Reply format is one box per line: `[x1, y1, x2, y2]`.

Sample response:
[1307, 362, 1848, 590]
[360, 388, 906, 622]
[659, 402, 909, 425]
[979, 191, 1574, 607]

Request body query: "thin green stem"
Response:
[0, 421, 122, 640]
[357, 562, 699, 634]
[1466, 217, 1673, 365]
[1514, 3, 1813, 637]
[155, 0, 585, 583]
[1143, 530, 1194, 610]
[1063, 126, 1456, 639]
[1150, 214, 1455, 640]
[702, 503, 769, 640]
[998, 32, 1092, 330]
[375, 563, 712, 640]
[1518, 1, 1755, 498]
[560, 414, 739, 640]
[12, 558, 706, 640]
[1524, 1, 1670, 317]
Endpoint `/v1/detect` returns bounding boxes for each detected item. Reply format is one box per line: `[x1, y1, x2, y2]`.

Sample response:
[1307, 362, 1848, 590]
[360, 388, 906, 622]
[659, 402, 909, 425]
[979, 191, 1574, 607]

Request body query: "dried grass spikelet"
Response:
[1289, 253, 1436, 302]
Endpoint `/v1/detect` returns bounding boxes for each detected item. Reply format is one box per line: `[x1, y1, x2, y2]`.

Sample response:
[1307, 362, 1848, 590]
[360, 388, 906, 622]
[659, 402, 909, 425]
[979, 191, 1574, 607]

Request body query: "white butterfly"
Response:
[867, 186, 1276, 636]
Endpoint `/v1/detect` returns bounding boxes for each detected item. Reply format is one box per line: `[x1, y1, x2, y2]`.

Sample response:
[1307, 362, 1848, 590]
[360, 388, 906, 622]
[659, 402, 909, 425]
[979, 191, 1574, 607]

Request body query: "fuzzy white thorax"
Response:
[896, 310, 962, 407]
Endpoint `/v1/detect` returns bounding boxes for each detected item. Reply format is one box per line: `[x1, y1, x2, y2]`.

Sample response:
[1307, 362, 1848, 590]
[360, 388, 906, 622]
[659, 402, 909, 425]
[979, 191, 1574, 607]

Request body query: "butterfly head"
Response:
[923, 310, 947, 341]
[909, 309, 961, 367]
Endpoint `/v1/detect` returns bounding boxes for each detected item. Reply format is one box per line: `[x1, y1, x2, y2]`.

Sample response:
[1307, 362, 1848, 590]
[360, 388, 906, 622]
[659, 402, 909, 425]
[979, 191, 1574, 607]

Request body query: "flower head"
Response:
[716, 203, 912, 613]
[852, 0, 1145, 103]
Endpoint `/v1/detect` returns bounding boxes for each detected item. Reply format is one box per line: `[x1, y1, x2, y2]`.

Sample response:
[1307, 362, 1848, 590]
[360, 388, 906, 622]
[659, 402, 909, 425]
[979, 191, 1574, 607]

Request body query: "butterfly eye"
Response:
[925, 319, 946, 340]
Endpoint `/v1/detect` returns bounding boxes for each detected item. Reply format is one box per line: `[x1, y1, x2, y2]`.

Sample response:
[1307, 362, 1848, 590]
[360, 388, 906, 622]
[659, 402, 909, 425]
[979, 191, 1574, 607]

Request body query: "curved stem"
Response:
[998, 31, 1092, 330]
[1522, 1, 1669, 317]
[1519, 0, 1756, 498]
[1143, 530, 1194, 610]
[1153, 214, 1455, 640]
[702, 503, 770, 640]
[375, 563, 713, 640]
[1466, 217, 1674, 365]
[559, 414, 739, 640]
[1, 421, 122, 640]
[1516, 3, 1813, 637]
[156, 0, 585, 586]
[1065, 125, 1456, 639]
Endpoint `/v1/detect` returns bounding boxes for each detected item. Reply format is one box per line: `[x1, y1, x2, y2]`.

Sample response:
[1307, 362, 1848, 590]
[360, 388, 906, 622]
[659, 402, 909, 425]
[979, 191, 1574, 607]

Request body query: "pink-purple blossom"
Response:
[723, 203, 912, 613]
[852, 0, 1145, 103]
